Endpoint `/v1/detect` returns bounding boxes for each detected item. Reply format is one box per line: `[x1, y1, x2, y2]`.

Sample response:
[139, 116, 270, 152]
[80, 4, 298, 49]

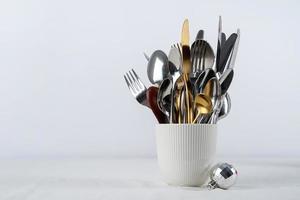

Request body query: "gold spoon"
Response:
[192, 94, 213, 124]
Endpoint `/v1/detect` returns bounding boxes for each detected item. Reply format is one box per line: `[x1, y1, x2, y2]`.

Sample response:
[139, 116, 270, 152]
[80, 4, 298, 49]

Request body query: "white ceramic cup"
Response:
[155, 124, 217, 186]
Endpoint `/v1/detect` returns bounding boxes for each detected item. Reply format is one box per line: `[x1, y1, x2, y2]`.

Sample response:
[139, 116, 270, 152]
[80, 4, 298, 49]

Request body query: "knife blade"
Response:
[227, 29, 240, 69]
[180, 19, 193, 123]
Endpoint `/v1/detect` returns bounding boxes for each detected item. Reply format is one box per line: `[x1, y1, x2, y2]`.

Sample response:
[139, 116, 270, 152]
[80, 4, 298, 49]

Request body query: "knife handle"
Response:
[147, 86, 169, 124]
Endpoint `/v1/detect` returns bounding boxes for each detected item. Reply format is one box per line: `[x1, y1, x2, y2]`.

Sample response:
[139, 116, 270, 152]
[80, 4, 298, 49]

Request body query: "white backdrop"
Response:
[0, 0, 299, 158]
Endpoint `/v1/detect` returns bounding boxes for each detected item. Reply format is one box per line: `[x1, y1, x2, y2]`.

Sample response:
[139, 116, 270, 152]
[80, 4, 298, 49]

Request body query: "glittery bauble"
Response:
[208, 163, 238, 189]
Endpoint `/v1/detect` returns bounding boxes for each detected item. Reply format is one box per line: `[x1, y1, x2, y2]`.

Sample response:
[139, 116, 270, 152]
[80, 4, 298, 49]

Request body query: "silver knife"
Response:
[227, 29, 240, 69]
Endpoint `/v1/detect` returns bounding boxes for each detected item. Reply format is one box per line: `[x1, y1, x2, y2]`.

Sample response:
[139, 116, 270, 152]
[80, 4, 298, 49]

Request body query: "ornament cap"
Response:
[207, 180, 217, 190]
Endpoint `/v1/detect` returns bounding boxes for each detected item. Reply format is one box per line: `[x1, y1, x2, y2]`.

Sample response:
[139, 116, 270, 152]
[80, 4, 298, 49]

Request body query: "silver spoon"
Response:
[194, 68, 216, 94]
[209, 69, 234, 123]
[218, 93, 231, 121]
[147, 50, 170, 85]
[144, 51, 175, 121]
[168, 43, 183, 123]
[157, 77, 173, 117]
[201, 77, 222, 123]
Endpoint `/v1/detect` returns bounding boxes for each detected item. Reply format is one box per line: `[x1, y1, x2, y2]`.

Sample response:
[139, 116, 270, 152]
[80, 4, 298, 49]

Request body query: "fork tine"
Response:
[178, 43, 182, 55]
[197, 40, 201, 71]
[129, 69, 141, 91]
[203, 44, 208, 69]
[199, 40, 205, 71]
[130, 69, 141, 90]
[131, 69, 146, 90]
[176, 43, 183, 68]
[124, 74, 130, 87]
[124, 72, 136, 94]
[191, 42, 196, 73]
[202, 41, 208, 69]
[126, 72, 136, 93]
[126, 71, 133, 86]
[194, 40, 199, 72]
[128, 71, 139, 93]
[124, 68, 149, 107]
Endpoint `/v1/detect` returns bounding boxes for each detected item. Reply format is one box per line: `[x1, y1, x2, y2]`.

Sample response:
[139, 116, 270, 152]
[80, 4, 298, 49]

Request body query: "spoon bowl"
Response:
[147, 50, 170, 85]
[218, 93, 231, 121]
[192, 94, 213, 123]
[157, 77, 173, 116]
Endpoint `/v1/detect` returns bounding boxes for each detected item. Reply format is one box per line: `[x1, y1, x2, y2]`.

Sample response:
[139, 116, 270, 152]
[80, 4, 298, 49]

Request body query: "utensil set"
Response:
[125, 17, 240, 124]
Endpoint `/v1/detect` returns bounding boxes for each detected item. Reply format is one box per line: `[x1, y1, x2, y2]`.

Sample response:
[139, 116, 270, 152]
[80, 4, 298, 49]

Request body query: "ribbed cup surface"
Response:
[156, 124, 217, 186]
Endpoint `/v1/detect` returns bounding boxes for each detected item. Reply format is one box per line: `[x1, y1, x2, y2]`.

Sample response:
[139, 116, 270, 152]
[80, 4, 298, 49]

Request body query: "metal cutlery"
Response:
[147, 86, 169, 123]
[143, 52, 150, 61]
[201, 77, 222, 123]
[193, 94, 213, 123]
[125, 18, 240, 124]
[217, 33, 238, 74]
[145, 50, 180, 123]
[191, 40, 215, 79]
[167, 43, 183, 123]
[218, 92, 231, 121]
[124, 69, 148, 106]
[227, 29, 240, 70]
[168, 44, 182, 71]
[219, 68, 234, 96]
[196, 30, 204, 40]
[194, 68, 216, 94]
[180, 19, 194, 123]
[147, 50, 170, 85]
[208, 68, 234, 123]
[216, 16, 222, 72]
[124, 69, 168, 123]
[221, 33, 226, 47]
[157, 77, 173, 116]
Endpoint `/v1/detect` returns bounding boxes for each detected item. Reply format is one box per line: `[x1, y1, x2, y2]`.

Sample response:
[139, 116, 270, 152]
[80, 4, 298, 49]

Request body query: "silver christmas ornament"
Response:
[208, 163, 238, 190]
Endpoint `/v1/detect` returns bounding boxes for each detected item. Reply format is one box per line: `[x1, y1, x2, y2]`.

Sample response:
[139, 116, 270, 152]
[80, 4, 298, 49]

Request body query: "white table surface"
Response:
[0, 157, 299, 200]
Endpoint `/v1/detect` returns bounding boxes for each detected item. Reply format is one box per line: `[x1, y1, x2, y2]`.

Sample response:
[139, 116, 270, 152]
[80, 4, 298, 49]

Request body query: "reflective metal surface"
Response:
[180, 19, 193, 123]
[208, 163, 238, 190]
[124, 69, 147, 106]
[217, 33, 237, 74]
[147, 50, 170, 85]
[157, 77, 173, 116]
[203, 77, 221, 124]
[168, 44, 182, 71]
[195, 29, 204, 40]
[227, 29, 240, 70]
[218, 92, 231, 121]
[219, 68, 234, 96]
[194, 68, 216, 94]
[191, 39, 215, 77]
[124, 69, 168, 123]
[192, 94, 212, 123]
[125, 18, 240, 124]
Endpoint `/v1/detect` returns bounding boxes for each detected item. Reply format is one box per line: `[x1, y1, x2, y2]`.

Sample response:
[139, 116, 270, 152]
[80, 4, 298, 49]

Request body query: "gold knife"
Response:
[181, 19, 191, 74]
[180, 19, 193, 123]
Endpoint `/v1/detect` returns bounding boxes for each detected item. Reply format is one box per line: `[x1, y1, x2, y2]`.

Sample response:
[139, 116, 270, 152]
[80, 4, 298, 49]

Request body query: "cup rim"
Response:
[156, 123, 217, 127]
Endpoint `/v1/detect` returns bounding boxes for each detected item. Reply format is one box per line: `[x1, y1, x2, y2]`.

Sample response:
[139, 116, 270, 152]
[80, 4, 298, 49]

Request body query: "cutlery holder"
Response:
[155, 124, 217, 186]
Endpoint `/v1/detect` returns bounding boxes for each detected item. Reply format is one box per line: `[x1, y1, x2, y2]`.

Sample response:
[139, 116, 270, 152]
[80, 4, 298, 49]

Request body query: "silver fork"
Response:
[191, 40, 205, 77]
[124, 69, 147, 106]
